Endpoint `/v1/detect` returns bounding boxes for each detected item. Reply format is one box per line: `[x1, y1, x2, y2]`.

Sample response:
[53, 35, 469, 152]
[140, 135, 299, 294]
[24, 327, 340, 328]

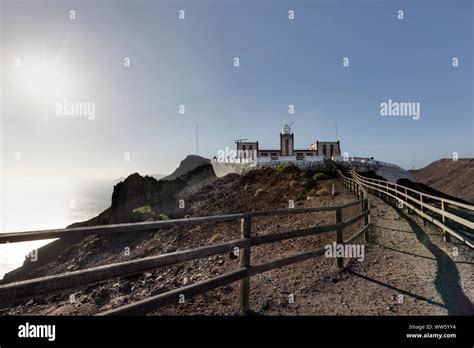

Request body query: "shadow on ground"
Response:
[395, 209, 474, 315]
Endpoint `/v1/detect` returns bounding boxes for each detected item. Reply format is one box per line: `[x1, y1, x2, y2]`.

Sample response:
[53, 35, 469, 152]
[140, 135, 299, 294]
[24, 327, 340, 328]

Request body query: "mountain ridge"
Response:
[410, 158, 473, 203]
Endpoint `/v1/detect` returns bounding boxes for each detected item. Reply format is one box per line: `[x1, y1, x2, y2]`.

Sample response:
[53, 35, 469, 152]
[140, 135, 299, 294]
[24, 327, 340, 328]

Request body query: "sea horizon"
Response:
[0, 177, 113, 279]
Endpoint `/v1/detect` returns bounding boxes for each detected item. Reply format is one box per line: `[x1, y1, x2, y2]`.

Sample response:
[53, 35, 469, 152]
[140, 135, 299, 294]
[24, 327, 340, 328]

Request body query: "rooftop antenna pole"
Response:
[195, 124, 198, 155]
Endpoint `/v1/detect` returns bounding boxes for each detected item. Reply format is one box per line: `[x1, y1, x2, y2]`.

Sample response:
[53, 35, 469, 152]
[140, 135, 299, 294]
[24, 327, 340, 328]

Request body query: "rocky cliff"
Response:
[69, 156, 214, 227]
[161, 155, 210, 181]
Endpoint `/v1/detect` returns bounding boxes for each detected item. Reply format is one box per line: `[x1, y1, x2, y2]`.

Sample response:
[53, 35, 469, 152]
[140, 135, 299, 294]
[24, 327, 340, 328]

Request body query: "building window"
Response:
[249, 145, 253, 150]
[323, 145, 327, 156]
[306, 153, 313, 156]
[271, 153, 277, 156]
[330, 145, 334, 156]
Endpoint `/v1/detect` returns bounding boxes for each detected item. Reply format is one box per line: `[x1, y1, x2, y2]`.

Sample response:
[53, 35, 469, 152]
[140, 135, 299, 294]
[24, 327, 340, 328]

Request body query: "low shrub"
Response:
[315, 187, 331, 196]
[132, 205, 153, 214]
[313, 172, 330, 181]
[158, 213, 170, 220]
[209, 233, 224, 243]
[276, 163, 300, 173]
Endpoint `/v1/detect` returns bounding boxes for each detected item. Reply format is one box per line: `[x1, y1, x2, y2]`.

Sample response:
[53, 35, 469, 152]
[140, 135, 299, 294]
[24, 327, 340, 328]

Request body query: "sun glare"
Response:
[18, 60, 72, 102]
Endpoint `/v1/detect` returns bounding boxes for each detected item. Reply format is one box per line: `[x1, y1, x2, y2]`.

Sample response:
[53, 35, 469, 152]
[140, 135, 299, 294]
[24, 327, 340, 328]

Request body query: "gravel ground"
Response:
[2, 177, 472, 316]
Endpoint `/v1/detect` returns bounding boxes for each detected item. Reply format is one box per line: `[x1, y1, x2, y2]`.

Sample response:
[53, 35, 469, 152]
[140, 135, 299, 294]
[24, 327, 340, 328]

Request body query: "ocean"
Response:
[0, 178, 113, 279]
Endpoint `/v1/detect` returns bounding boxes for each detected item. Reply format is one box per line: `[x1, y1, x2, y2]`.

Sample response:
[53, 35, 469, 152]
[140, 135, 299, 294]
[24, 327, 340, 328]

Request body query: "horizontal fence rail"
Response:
[347, 170, 473, 248]
[0, 201, 365, 245]
[0, 214, 247, 244]
[0, 197, 370, 315]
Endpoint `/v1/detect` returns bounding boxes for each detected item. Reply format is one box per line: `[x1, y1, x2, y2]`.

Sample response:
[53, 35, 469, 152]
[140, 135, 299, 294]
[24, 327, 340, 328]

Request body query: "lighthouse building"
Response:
[235, 124, 341, 162]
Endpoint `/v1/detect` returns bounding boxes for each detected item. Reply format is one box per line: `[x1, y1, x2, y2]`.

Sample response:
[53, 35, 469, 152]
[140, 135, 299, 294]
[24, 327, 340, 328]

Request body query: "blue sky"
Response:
[1, 0, 473, 178]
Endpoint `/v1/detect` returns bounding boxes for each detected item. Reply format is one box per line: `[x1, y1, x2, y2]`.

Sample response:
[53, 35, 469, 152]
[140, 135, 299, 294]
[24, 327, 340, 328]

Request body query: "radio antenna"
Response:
[195, 124, 198, 155]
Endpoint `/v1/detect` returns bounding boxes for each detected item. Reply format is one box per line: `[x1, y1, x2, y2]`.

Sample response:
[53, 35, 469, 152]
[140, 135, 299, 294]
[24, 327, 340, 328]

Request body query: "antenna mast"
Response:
[195, 124, 198, 155]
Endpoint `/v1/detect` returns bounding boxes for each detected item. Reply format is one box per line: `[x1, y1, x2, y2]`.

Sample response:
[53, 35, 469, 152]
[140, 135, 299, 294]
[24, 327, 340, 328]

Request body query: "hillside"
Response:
[1, 163, 472, 316]
[114, 173, 166, 184]
[161, 155, 210, 181]
[1, 165, 363, 314]
[411, 158, 474, 203]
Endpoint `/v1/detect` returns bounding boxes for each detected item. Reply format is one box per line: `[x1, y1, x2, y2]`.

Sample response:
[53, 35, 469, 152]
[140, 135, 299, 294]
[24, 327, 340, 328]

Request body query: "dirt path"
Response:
[307, 193, 474, 315]
[155, 191, 474, 316]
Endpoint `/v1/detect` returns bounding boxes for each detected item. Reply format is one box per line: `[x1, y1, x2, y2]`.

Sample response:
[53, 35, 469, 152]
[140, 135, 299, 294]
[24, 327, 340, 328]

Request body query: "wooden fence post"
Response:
[386, 182, 391, 204]
[441, 201, 451, 242]
[420, 194, 425, 226]
[239, 216, 251, 313]
[335, 207, 343, 269]
[365, 200, 371, 242]
[404, 187, 410, 214]
[362, 198, 370, 242]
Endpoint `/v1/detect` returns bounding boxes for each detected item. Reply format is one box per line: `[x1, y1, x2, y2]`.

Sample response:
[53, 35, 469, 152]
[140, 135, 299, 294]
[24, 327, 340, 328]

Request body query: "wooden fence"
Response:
[0, 178, 369, 315]
[347, 170, 473, 248]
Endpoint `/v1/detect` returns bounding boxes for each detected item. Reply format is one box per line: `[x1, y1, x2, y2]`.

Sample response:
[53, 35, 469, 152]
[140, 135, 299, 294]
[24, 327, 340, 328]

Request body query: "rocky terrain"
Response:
[410, 158, 474, 203]
[1, 161, 363, 313]
[1, 158, 472, 316]
[161, 154, 210, 181]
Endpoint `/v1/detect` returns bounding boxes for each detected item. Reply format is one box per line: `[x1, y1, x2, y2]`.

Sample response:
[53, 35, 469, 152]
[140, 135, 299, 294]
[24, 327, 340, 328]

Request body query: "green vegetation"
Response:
[132, 205, 153, 215]
[312, 172, 330, 181]
[276, 163, 299, 173]
[300, 179, 316, 190]
[158, 213, 170, 220]
[315, 186, 331, 196]
[132, 205, 168, 221]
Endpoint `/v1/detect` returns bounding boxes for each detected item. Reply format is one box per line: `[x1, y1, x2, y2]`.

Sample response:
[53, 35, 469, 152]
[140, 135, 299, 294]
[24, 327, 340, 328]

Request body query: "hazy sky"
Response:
[1, 0, 473, 179]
